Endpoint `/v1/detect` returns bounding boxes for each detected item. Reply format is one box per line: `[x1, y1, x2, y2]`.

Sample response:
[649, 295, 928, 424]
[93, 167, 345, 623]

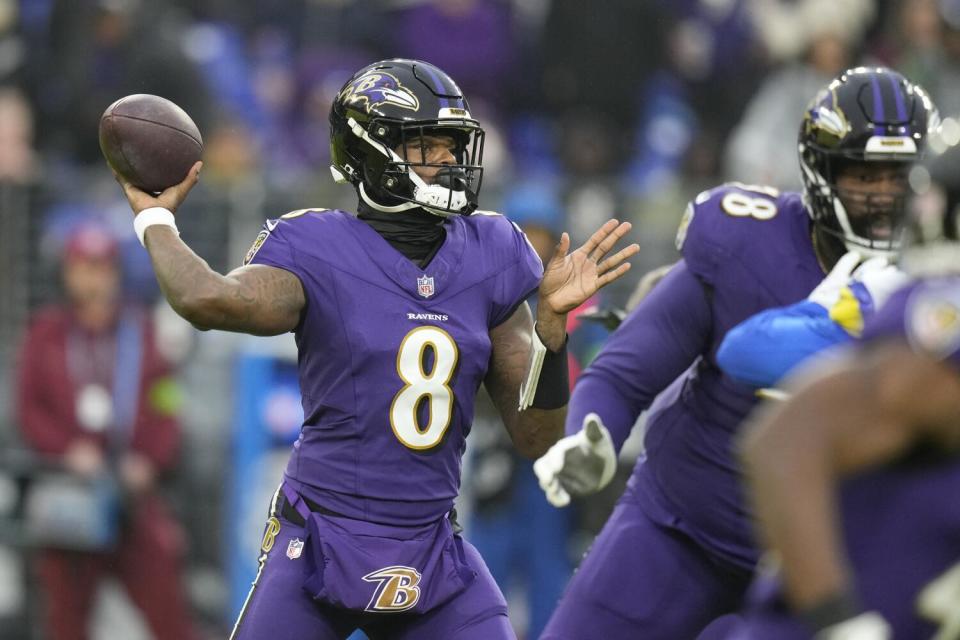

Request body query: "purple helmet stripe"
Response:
[418, 63, 452, 109]
[887, 72, 907, 121]
[870, 73, 885, 135]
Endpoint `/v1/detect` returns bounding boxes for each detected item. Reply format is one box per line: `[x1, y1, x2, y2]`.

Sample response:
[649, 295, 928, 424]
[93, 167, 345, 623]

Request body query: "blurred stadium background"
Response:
[1, 0, 960, 638]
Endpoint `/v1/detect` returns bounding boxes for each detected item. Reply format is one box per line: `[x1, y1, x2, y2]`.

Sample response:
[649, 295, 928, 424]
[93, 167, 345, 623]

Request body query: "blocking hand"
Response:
[533, 413, 617, 507]
[807, 251, 909, 336]
[808, 251, 864, 310]
[850, 257, 910, 311]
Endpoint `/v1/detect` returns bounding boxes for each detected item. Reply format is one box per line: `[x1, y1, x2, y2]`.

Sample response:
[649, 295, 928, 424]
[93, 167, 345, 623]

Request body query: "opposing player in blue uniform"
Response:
[730, 199, 960, 639]
[110, 59, 638, 640]
[535, 67, 939, 639]
[717, 249, 908, 389]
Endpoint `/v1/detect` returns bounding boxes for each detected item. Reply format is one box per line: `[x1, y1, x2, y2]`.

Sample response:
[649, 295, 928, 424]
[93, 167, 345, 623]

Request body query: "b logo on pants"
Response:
[260, 517, 281, 553]
[362, 565, 422, 612]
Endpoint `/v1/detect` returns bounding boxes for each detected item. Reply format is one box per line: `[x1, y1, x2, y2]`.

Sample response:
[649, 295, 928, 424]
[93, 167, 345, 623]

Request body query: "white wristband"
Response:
[518, 322, 548, 411]
[134, 207, 179, 247]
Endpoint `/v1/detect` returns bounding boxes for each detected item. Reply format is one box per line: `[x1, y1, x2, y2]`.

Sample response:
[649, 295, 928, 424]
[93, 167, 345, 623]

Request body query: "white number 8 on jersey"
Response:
[390, 326, 459, 450]
[720, 192, 778, 220]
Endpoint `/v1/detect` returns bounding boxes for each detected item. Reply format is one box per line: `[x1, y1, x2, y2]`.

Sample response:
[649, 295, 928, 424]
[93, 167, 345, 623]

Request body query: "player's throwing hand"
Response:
[114, 160, 202, 216]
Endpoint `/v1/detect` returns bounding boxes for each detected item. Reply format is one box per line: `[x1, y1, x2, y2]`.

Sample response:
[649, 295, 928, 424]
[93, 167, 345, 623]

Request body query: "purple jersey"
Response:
[732, 276, 960, 639]
[568, 184, 825, 569]
[247, 209, 542, 526]
[863, 275, 960, 369]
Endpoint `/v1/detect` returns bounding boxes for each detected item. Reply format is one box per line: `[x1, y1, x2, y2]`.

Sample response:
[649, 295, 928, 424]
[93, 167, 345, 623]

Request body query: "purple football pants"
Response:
[230, 491, 514, 640]
[540, 485, 752, 640]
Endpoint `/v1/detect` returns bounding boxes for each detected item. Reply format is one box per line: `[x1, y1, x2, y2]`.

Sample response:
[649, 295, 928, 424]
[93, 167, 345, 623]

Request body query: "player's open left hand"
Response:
[538, 219, 639, 316]
[113, 160, 202, 216]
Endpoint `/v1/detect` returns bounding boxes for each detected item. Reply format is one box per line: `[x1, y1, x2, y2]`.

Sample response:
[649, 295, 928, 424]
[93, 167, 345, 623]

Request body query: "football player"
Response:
[111, 59, 638, 640]
[534, 67, 939, 639]
[729, 195, 960, 639]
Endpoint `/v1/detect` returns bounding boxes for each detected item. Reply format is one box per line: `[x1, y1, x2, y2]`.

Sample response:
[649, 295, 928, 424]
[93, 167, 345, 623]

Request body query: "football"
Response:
[99, 94, 202, 193]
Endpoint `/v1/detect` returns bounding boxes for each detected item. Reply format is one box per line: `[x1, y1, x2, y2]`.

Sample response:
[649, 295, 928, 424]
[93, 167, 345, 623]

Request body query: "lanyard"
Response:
[66, 307, 144, 453]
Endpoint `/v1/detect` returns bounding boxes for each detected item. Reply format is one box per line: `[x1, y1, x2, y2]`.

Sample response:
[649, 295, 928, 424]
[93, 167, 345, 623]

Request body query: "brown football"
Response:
[99, 94, 202, 193]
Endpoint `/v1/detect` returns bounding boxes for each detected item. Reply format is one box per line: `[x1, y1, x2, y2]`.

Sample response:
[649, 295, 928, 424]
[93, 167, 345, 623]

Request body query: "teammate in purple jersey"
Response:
[535, 67, 940, 639]
[109, 58, 638, 640]
[728, 197, 960, 639]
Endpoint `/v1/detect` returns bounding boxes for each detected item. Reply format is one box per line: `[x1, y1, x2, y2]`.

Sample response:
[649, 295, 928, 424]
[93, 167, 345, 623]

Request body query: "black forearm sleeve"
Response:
[797, 590, 862, 632]
[531, 338, 570, 410]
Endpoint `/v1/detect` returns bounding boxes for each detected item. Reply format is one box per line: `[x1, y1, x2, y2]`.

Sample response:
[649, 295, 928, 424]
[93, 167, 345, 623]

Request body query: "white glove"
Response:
[850, 257, 910, 311]
[808, 252, 910, 336]
[808, 251, 864, 309]
[533, 413, 617, 507]
[813, 612, 892, 640]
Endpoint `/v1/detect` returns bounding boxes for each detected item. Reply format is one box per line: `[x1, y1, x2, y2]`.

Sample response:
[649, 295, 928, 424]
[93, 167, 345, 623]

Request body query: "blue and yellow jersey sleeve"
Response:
[717, 300, 853, 388]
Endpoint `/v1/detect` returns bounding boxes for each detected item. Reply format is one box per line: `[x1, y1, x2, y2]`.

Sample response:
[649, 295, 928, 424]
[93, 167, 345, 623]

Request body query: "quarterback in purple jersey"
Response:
[730, 199, 960, 639]
[535, 67, 940, 639]
[110, 59, 637, 640]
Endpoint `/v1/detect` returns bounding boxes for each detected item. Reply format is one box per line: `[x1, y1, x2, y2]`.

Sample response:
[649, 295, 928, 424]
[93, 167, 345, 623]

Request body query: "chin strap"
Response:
[359, 183, 420, 214]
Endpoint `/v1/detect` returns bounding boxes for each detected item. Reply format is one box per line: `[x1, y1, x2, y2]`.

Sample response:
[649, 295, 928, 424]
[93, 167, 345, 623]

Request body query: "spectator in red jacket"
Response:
[15, 223, 196, 640]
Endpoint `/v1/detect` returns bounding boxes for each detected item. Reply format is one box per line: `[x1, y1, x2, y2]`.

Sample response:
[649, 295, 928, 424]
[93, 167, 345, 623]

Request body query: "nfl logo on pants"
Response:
[286, 538, 304, 559]
[417, 275, 435, 298]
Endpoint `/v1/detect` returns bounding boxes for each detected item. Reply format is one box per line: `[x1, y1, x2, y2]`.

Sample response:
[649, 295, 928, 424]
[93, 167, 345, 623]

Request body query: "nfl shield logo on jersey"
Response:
[286, 538, 304, 560]
[417, 275, 435, 298]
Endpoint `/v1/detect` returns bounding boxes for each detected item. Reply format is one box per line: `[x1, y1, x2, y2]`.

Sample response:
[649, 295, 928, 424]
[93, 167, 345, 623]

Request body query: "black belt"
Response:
[278, 493, 338, 527]
[278, 495, 462, 534]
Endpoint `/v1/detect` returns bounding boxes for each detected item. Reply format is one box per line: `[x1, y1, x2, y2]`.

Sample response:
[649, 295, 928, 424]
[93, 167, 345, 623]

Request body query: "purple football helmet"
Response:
[799, 67, 939, 257]
[329, 59, 485, 217]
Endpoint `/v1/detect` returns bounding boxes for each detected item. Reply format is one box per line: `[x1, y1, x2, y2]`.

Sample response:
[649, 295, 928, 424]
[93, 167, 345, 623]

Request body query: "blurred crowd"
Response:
[3, 0, 960, 638]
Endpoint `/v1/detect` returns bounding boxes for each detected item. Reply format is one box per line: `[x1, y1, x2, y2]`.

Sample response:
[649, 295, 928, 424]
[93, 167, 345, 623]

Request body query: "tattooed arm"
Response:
[143, 226, 304, 335]
[485, 302, 565, 459]
[486, 220, 638, 459]
[115, 162, 304, 336]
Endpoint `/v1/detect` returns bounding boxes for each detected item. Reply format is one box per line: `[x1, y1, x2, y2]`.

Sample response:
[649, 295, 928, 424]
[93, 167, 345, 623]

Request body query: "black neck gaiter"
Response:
[357, 201, 447, 268]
